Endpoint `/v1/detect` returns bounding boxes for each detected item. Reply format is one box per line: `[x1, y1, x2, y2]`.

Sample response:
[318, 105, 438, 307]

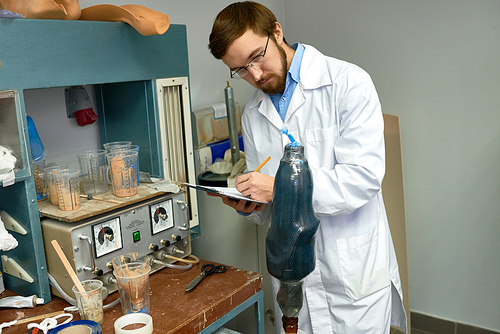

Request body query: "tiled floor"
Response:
[409, 312, 500, 334]
[392, 325, 499, 334]
[391, 327, 431, 334]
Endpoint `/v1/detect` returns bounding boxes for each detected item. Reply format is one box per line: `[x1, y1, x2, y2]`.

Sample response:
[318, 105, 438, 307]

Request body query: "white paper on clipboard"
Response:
[182, 183, 270, 204]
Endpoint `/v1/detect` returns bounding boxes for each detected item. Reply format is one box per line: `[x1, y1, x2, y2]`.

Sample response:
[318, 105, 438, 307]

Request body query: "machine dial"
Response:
[154, 207, 168, 224]
[92, 217, 123, 258]
[150, 199, 174, 234]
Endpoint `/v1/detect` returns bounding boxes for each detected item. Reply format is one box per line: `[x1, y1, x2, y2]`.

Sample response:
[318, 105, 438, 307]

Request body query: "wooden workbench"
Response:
[0, 259, 264, 333]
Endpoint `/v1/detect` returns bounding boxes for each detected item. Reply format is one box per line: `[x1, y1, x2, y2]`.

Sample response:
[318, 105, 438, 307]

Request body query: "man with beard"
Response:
[208, 2, 407, 333]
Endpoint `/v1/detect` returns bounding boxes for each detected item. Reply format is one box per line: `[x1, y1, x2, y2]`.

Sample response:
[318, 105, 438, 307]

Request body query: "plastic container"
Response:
[44, 165, 62, 205]
[103, 141, 132, 152]
[54, 169, 81, 211]
[33, 158, 48, 201]
[106, 150, 138, 197]
[72, 279, 104, 324]
[77, 150, 108, 195]
[26, 115, 44, 163]
[112, 253, 151, 315]
[107, 145, 140, 186]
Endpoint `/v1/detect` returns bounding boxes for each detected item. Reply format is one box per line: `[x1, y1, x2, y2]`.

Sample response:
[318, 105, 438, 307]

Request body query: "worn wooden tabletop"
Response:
[0, 259, 263, 333]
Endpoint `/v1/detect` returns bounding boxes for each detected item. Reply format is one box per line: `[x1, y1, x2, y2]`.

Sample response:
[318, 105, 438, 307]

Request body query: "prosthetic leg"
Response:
[266, 137, 320, 334]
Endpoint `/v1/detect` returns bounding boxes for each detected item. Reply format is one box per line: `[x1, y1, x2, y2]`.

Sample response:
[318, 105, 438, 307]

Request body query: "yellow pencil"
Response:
[254, 156, 271, 172]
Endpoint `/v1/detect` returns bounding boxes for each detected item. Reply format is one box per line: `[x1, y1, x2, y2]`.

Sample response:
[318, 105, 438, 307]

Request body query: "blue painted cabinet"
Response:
[0, 18, 192, 301]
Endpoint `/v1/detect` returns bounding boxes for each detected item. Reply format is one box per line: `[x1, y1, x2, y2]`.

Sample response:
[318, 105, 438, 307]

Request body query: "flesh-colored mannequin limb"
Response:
[0, 0, 69, 19]
[0, 1, 169, 36]
[80, 4, 170, 36]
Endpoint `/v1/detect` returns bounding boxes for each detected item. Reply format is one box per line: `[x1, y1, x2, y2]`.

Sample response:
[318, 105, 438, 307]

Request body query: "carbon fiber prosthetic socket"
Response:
[266, 142, 320, 333]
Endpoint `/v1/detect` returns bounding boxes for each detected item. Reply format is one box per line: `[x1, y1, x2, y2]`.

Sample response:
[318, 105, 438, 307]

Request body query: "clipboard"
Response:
[182, 183, 270, 204]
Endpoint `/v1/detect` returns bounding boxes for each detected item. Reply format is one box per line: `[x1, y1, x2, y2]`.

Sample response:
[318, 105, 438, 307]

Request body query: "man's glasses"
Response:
[230, 35, 270, 79]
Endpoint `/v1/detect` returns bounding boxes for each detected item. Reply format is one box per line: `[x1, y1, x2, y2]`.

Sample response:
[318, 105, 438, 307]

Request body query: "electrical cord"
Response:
[102, 296, 121, 310]
[48, 273, 76, 306]
[163, 253, 200, 264]
[153, 259, 193, 270]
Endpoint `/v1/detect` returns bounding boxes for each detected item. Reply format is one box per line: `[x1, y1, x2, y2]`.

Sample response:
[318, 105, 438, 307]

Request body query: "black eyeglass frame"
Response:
[230, 34, 270, 79]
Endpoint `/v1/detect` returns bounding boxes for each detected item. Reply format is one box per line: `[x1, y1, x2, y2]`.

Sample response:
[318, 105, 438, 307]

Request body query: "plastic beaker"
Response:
[72, 279, 104, 324]
[77, 150, 108, 195]
[54, 168, 81, 211]
[108, 145, 140, 186]
[112, 253, 151, 315]
[33, 158, 48, 201]
[106, 150, 138, 197]
[103, 141, 132, 152]
[44, 166, 61, 205]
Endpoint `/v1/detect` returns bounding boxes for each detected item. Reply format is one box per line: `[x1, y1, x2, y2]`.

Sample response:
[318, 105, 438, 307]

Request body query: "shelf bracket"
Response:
[1, 255, 34, 283]
[1, 210, 28, 235]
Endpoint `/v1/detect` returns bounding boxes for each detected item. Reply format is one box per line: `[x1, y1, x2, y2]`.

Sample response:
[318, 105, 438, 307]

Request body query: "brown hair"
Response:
[208, 1, 284, 59]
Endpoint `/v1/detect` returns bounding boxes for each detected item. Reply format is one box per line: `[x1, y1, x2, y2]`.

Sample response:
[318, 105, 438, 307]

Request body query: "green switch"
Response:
[133, 231, 141, 243]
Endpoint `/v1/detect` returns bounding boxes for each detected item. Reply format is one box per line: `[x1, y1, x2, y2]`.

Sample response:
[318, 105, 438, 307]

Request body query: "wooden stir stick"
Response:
[51, 239, 85, 293]
[16, 310, 65, 324]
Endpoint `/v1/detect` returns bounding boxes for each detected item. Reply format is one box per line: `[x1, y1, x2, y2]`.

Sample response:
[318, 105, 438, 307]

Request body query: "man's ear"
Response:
[273, 22, 284, 45]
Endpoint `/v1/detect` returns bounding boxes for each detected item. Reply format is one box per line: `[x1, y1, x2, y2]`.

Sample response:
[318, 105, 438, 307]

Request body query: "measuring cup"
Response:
[103, 141, 132, 152]
[108, 145, 140, 186]
[33, 158, 48, 201]
[54, 168, 81, 211]
[72, 279, 104, 324]
[44, 165, 61, 205]
[112, 253, 151, 315]
[77, 150, 108, 195]
[106, 150, 138, 197]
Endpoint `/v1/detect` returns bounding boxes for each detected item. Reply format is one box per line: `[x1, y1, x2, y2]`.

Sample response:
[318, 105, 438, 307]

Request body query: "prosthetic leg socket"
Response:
[266, 140, 320, 334]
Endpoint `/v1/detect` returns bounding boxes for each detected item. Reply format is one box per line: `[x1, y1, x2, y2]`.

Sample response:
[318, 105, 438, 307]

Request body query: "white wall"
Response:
[284, 0, 500, 331]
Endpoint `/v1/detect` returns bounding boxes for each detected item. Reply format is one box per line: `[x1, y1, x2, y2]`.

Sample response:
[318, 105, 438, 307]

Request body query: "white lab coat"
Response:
[241, 45, 407, 333]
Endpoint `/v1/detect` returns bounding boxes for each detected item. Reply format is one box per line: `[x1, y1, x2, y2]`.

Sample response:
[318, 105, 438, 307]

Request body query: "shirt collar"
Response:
[288, 43, 305, 83]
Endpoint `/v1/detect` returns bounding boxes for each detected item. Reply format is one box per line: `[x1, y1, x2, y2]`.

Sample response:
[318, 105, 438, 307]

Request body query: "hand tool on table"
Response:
[185, 264, 227, 292]
[80, 193, 121, 204]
